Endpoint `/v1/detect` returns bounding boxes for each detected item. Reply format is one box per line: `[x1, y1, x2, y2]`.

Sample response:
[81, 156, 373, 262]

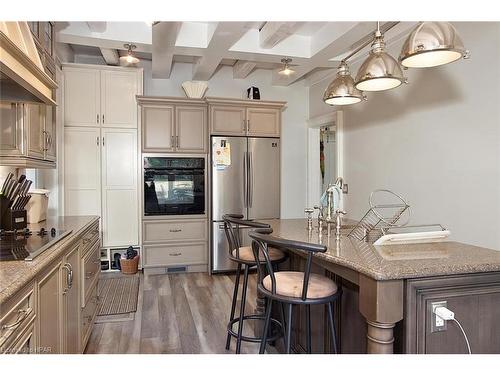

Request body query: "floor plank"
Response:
[85, 271, 267, 354]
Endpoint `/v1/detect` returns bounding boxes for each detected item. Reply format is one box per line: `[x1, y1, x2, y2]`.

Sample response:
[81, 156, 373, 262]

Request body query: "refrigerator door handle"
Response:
[243, 151, 248, 208]
[248, 151, 253, 208]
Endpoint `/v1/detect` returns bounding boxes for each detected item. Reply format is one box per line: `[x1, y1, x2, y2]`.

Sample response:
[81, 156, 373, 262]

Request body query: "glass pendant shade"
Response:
[279, 57, 295, 76]
[400, 22, 468, 68]
[355, 33, 406, 92]
[323, 62, 365, 105]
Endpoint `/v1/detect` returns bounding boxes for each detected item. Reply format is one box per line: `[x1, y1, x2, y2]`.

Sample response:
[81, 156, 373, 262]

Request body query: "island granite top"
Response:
[262, 219, 500, 281]
[0, 216, 99, 305]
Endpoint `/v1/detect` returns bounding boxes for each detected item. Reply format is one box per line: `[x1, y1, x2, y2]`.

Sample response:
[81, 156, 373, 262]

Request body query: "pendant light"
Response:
[323, 61, 366, 105]
[120, 43, 139, 65]
[355, 22, 406, 92]
[400, 22, 470, 68]
[279, 58, 295, 76]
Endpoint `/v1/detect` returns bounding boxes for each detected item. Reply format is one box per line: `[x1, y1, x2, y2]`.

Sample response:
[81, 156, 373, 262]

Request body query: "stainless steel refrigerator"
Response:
[211, 136, 280, 272]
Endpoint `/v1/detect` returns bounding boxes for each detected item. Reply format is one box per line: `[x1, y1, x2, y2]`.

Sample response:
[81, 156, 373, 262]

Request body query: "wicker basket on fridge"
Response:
[120, 255, 139, 275]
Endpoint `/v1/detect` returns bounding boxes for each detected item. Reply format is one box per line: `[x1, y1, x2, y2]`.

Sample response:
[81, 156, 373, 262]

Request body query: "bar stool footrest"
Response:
[227, 314, 283, 344]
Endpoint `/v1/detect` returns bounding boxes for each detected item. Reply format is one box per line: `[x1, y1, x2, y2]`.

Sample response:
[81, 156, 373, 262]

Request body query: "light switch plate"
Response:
[431, 301, 448, 332]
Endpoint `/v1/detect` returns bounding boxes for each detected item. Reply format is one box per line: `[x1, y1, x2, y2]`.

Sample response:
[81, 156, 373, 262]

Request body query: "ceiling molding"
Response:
[86, 22, 107, 33]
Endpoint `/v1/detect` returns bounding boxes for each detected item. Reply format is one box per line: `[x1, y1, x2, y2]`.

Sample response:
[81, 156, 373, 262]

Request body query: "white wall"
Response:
[140, 61, 309, 219]
[309, 22, 500, 250]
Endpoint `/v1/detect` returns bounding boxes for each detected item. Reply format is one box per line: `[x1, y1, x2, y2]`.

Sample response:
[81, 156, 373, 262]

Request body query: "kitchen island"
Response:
[259, 219, 500, 354]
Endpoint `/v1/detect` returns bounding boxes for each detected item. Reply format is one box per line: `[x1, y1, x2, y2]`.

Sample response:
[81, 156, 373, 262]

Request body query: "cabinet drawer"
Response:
[81, 284, 98, 348]
[82, 241, 100, 307]
[0, 284, 35, 351]
[143, 219, 207, 244]
[80, 221, 100, 256]
[143, 243, 207, 267]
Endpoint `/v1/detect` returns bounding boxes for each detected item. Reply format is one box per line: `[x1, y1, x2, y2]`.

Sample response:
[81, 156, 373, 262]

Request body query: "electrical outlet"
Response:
[431, 301, 448, 332]
[342, 184, 348, 194]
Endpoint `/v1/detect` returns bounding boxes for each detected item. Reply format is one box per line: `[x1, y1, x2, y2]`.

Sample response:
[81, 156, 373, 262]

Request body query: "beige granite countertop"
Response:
[0, 216, 99, 305]
[262, 219, 500, 281]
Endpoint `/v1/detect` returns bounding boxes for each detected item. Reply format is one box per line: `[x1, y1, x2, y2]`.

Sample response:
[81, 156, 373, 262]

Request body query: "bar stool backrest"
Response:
[222, 214, 271, 259]
[249, 228, 327, 301]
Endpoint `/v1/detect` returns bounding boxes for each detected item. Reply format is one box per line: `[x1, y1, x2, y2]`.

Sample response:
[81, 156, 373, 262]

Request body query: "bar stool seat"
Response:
[232, 246, 285, 262]
[263, 271, 338, 299]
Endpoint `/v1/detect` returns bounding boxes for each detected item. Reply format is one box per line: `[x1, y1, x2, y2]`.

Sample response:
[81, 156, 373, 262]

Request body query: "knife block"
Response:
[0, 195, 27, 230]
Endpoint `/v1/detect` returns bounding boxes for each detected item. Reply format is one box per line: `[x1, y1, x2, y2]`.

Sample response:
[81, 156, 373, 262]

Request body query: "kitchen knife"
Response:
[20, 195, 31, 210]
[8, 182, 22, 202]
[17, 174, 26, 184]
[24, 180, 33, 195]
[1, 172, 14, 195]
[12, 195, 21, 210]
[4, 179, 16, 200]
[19, 179, 31, 196]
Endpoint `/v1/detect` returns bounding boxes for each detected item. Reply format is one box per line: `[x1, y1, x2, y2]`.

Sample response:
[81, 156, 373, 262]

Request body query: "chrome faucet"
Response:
[335, 209, 346, 241]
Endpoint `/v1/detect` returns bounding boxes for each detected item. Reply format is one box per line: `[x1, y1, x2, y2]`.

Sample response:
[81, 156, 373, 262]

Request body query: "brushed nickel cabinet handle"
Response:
[102, 114, 104, 124]
[169, 229, 182, 233]
[97, 114, 99, 123]
[1, 309, 28, 331]
[169, 252, 182, 256]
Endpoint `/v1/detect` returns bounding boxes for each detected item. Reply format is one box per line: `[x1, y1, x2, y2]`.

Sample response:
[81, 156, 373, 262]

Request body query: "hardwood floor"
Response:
[85, 272, 270, 354]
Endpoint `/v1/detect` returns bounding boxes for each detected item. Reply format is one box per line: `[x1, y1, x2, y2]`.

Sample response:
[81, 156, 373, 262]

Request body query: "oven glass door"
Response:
[144, 167, 205, 216]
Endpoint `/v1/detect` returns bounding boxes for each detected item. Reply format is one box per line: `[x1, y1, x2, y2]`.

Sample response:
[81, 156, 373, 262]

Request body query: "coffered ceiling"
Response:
[57, 21, 417, 86]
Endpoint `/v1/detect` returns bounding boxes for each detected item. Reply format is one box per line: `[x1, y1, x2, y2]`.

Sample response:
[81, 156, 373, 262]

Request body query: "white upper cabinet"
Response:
[101, 70, 139, 128]
[176, 106, 207, 153]
[246, 107, 281, 137]
[63, 65, 142, 129]
[64, 68, 100, 127]
[141, 105, 175, 152]
[206, 98, 286, 137]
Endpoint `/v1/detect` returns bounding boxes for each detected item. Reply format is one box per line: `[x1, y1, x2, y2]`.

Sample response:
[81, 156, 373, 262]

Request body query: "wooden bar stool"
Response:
[249, 227, 342, 354]
[222, 214, 287, 354]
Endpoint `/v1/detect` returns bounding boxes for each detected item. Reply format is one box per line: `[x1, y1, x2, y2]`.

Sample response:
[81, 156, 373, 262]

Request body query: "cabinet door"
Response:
[209, 105, 246, 135]
[37, 261, 62, 354]
[44, 105, 56, 161]
[26, 104, 45, 160]
[101, 70, 138, 128]
[176, 106, 207, 153]
[64, 127, 101, 216]
[0, 102, 24, 157]
[62, 244, 80, 354]
[246, 107, 281, 137]
[64, 68, 100, 127]
[101, 128, 138, 247]
[141, 105, 174, 152]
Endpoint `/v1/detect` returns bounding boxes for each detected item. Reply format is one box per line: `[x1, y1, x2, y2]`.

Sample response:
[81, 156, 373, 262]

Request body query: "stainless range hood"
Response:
[0, 22, 57, 105]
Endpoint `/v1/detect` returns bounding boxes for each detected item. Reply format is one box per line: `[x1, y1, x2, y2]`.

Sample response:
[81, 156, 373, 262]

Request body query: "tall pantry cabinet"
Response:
[62, 64, 143, 249]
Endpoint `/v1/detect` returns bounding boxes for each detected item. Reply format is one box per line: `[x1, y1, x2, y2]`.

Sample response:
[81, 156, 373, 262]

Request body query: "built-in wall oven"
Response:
[143, 156, 205, 216]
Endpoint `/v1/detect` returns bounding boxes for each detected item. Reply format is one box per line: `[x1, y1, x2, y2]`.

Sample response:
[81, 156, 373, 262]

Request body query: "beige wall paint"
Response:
[309, 22, 500, 250]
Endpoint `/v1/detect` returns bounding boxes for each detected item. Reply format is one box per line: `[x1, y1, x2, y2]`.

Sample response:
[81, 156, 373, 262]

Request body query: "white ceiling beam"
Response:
[152, 22, 182, 79]
[192, 22, 250, 81]
[99, 48, 120, 65]
[86, 22, 107, 33]
[259, 22, 303, 49]
[272, 22, 395, 86]
[233, 60, 257, 79]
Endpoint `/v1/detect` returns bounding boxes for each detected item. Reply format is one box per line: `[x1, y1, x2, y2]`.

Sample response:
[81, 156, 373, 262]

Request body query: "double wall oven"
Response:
[143, 156, 206, 216]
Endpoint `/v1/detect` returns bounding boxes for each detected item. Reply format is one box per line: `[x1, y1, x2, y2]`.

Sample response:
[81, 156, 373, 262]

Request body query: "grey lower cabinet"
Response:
[138, 96, 207, 154]
[142, 218, 208, 273]
[0, 101, 56, 168]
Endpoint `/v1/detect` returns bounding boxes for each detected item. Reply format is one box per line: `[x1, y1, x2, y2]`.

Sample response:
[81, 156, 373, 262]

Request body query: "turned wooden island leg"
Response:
[366, 320, 396, 354]
[359, 275, 403, 354]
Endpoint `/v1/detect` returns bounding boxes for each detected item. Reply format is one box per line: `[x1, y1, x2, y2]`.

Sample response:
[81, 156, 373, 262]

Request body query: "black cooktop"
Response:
[0, 227, 72, 261]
